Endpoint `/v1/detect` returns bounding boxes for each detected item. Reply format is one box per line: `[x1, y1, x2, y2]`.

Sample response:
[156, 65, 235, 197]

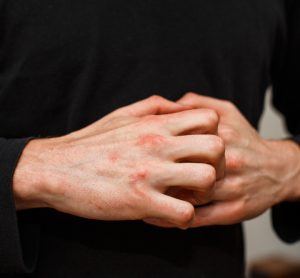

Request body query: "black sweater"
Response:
[0, 1, 299, 277]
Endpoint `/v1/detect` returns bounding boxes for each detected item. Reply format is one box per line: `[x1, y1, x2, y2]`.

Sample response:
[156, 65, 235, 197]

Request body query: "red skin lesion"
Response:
[108, 152, 120, 163]
[135, 134, 166, 147]
[129, 170, 148, 185]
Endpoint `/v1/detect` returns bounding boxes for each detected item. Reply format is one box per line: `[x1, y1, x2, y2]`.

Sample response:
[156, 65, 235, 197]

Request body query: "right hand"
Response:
[13, 95, 225, 228]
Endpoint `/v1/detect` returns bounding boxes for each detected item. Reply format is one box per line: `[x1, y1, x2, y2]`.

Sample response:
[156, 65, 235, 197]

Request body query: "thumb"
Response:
[190, 201, 239, 227]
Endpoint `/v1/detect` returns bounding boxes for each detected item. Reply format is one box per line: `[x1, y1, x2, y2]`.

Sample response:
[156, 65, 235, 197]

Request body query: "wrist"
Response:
[13, 136, 65, 210]
[265, 139, 300, 203]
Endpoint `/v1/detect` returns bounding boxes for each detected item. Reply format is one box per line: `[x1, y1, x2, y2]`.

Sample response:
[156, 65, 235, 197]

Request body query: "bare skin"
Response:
[13, 95, 225, 229]
[145, 93, 300, 228]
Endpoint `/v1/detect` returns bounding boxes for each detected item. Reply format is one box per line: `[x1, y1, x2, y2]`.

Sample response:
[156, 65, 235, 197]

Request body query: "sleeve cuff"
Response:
[272, 201, 300, 243]
[0, 137, 40, 274]
[290, 135, 300, 145]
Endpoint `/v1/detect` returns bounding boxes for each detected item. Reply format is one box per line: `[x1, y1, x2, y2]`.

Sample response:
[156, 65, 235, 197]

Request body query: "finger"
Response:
[159, 108, 219, 136]
[212, 176, 242, 201]
[166, 135, 225, 179]
[143, 218, 179, 229]
[113, 95, 189, 117]
[159, 163, 217, 204]
[144, 200, 239, 229]
[177, 92, 237, 117]
[166, 188, 198, 205]
[190, 201, 240, 227]
[145, 200, 240, 228]
[149, 192, 195, 227]
[170, 188, 211, 208]
[76, 95, 190, 138]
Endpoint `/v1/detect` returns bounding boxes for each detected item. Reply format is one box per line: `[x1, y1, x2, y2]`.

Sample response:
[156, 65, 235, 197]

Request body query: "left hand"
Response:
[145, 93, 300, 228]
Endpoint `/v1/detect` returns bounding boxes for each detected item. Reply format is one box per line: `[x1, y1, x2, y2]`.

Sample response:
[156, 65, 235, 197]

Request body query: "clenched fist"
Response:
[177, 93, 300, 227]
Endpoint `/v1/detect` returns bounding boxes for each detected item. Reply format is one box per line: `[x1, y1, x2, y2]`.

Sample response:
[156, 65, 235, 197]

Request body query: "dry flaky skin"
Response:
[13, 95, 226, 229]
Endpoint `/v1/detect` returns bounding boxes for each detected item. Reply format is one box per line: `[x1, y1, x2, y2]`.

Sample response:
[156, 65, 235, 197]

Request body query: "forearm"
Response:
[266, 139, 300, 203]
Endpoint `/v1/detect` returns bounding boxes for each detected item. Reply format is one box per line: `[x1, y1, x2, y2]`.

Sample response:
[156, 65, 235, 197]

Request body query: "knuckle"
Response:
[177, 205, 194, 224]
[219, 126, 237, 143]
[203, 109, 219, 128]
[184, 92, 198, 100]
[203, 165, 217, 187]
[135, 133, 167, 148]
[226, 152, 245, 171]
[223, 100, 236, 109]
[149, 94, 164, 103]
[210, 136, 226, 158]
[230, 177, 243, 194]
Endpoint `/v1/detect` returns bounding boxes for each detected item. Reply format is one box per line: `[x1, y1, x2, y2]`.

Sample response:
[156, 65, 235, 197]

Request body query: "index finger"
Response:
[159, 108, 219, 136]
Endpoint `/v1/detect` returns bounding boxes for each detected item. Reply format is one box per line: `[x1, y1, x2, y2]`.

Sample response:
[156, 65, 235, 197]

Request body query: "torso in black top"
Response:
[0, 0, 299, 277]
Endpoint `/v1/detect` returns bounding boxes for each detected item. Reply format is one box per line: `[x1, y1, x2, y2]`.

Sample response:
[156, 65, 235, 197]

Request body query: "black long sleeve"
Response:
[0, 138, 39, 274]
[0, 0, 298, 276]
[271, 0, 300, 243]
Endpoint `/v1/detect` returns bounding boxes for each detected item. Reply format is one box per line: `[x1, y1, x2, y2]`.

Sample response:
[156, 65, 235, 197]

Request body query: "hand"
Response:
[176, 93, 300, 227]
[13, 95, 224, 228]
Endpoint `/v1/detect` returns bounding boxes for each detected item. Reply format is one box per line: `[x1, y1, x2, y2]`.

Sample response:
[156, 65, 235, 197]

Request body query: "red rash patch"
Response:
[135, 134, 165, 146]
[129, 170, 148, 185]
[108, 152, 120, 163]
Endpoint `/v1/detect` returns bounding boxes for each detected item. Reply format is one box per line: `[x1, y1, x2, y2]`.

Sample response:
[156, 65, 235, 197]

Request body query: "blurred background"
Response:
[245, 89, 300, 277]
